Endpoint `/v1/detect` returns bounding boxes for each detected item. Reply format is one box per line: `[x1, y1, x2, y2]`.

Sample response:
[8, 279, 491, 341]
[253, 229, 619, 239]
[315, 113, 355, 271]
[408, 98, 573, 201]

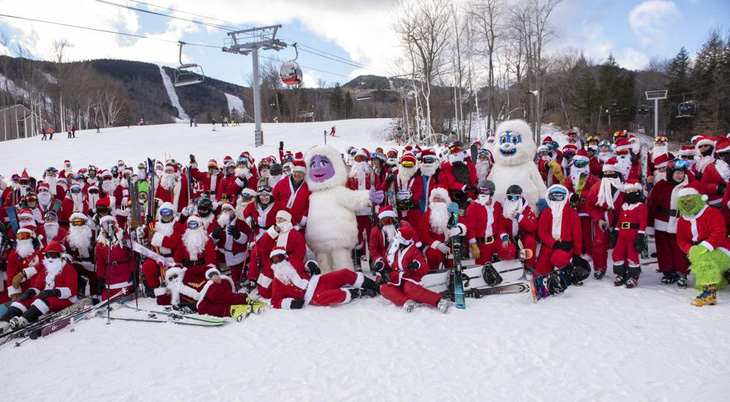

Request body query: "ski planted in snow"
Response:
[447, 202, 466, 309]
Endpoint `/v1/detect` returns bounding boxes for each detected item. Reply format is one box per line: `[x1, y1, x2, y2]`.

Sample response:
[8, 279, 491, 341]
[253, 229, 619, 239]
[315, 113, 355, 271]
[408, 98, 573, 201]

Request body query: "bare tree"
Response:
[52, 40, 70, 131]
[468, 0, 503, 130]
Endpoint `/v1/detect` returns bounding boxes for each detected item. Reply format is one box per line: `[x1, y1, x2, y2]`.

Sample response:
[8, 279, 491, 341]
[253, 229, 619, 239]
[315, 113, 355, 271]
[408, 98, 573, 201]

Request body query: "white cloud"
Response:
[615, 48, 650, 70]
[629, 0, 682, 49]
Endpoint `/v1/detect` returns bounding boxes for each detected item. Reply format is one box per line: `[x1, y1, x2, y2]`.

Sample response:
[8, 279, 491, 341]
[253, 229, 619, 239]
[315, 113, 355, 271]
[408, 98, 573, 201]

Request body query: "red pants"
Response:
[654, 231, 689, 274]
[142, 259, 165, 288]
[536, 247, 572, 275]
[381, 280, 441, 307]
[355, 215, 371, 252]
[580, 216, 593, 255]
[14, 296, 73, 316]
[198, 291, 247, 317]
[611, 230, 639, 267]
[101, 285, 134, 301]
[228, 263, 243, 286]
[475, 240, 515, 265]
[424, 248, 451, 271]
[310, 269, 360, 306]
[591, 222, 610, 272]
[518, 233, 537, 268]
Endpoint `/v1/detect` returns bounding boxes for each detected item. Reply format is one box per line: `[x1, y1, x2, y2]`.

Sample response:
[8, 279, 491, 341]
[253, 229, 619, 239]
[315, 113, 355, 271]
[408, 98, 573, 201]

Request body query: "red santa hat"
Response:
[269, 247, 288, 259]
[378, 205, 397, 219]
[291, 156, 306, 173]
[716, 136, 730, 154]
[18, 208, 34, 220]
[677, 181, 708, 201]
[694, 136, 715, 149]
[652, 153, 671, 168]
[44, 240, 64, 254]
[223, 156, 234, 166]
[613, 137, 632, 152]
[19, 169, 30, 182]
[395, 226, 416, 246]
[240, 188, 257, 198]
[36, 182, 51, 192]
[400, 153, 417, 165]
[471, 141, 482, 148]
[17, 226, 36, 237]
[420, 148, 437, 159]
[63, 159, 71, 165]
[404, 145, 414, 153]
[101, 170, 113, 179]
[355, 148, 370, 160]
[572, 149, 590, 162]
[542, 136, 553, 144]
[679, 145, 695, 156]
[220, 202, 234, 211]
[96, 197, 111, 208]
[567, 130, 578, 138]
[165, 160, 179, 173]
[602, 157, 618, 172]
[207, 159, 218, 168]
[276, 210, 292, 222]
[623, 179, 642, 192]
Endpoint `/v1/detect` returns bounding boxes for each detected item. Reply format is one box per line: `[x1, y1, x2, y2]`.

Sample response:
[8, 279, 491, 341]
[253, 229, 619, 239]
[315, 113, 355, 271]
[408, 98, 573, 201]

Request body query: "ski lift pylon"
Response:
[280, 43, 303, 86]
[174, 41, 205, 87]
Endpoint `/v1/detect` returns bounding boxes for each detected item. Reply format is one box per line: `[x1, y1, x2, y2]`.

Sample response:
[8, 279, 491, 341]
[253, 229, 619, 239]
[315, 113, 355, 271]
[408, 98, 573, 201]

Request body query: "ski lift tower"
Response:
[645, 90, 667, 137]
[223, 25, 286, 147]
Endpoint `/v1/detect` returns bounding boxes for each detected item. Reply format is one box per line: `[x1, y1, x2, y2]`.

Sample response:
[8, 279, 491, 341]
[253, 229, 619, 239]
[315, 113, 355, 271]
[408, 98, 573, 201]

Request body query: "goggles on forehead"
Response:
[573, 160, 589, 168]
[17, 231, 33, 240]
[380, 217, 395, 226]
[44, 251, 62, 259]
[387, 151, 398, 158]
[270, 253, 287, 264]
[401, 160, 415, 168]
[668, 159, 689, 170]
[506, 194, 521, 202]
[160, 208, 174, 217]
[187, 220, 200, 229]
[421, 156, 438, 164]
[71, 218, 86, 226]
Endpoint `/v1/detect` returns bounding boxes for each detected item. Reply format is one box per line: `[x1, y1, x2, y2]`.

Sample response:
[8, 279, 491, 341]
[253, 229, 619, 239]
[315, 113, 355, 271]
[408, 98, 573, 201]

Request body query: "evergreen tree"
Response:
[666, 47, 692, 138]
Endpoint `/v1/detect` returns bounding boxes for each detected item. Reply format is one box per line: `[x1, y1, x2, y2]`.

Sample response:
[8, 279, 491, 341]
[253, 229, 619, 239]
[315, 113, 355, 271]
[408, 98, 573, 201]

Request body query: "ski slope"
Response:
[2, 119, 729, 401]
[159, 66, 190, 122]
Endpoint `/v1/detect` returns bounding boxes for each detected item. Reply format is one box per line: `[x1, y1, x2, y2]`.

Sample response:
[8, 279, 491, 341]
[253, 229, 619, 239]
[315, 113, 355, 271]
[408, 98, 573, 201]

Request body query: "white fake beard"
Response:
[570, 166, 589, 187]
[429, 201, 449, 235]
[654, 171, 667, 182]
[67, 224, 92, 258]
[217, 212, 232, 228]
[43, 258, 65, 288]
[547, 199, 567, 240]
[502, 199, 523, 219]
[101, 180, 115, 194]
[272, 260, 299, 286]
[477, 194, 491, 206]
[448, 153, 465, 164]
[235, 167, 249, 178]
[155, 220, 175, 236]
[277, 221, 293, 233]
[38, 192, 53, 209]
[160, 173, 177, 190]
[45, 176, 57, 195]
[617, 155, 632, 178]
[399, 166, 417, 183]
[382, 224, 396, 242]
[45, 222, 59, 240]
[182, 228, 207, 260]
[71, 193, 84, 212]
[349, 161, 369, 179]
[87, 192, 99, 210]
[420, 162, 438, 177]
[16, 239, 35, 258]
[598, 152, 613, 163]
[653, 145, 668, 157]
[476, 161, 490, 182]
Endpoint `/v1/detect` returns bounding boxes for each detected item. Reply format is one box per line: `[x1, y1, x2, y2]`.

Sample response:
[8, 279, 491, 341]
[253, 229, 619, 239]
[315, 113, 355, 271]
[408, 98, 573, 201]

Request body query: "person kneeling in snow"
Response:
[269, 248, 379, 310]
[197, 267, 265, 321]
[379, 226, 453, 313]
[0, 241, 78, 332]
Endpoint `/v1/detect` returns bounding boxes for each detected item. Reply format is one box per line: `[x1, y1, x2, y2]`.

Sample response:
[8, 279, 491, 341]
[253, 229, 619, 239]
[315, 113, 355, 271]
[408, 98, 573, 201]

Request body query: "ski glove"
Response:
[385, 174, 396, 184]
[227, 225, 241, 240]
[569, 193, 580, 204]
[38, 289, 62, 300]
[211, 227, 223, 240]
[406, 261, 421, 271]
[436, 243, 450, 254]
[470, 243, 481, 260]
[189, 154, 196, 164]
[19, 289, 37, 302]
[609, 230, 618, 249]
[718, 184, 726, 195]
[290, 299, 305, 309]
[553, 241, 572, 252]
[372, 260, 385, 274]
[633, 233, 645, 253]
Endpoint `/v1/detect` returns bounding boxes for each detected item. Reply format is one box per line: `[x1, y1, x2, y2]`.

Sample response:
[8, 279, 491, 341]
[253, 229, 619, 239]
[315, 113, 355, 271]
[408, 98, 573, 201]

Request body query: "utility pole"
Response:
[223, 25, 286, 147]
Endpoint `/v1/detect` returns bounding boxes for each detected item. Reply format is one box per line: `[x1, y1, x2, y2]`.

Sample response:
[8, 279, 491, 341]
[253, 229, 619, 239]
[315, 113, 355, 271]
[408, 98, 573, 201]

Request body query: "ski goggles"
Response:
[70, 186, 82, 194]
[400, 160, 416, 168]
[110, 167, 118, 173]
[44, 251, 62, 259]
[237, 156, 248, 164]
[270, 253, 287, 264]
[101, 219, 116, 231]
[354, 155, 368, 163]
[75, 174, 86, 180]
[46, 167, 58, 173]
[668, 159, 689, 170]
[387, 151, 398, 159]
[71, 218, 87, 226]
[380, 217, 395, 226]
[208, 162, 218, 170]
[187, 220, 201, 229]
[88, 188, 99, 195]
[573, 160, 588, 168]
[167, 273, 180, 281]
[506, 194, 521, 202]
[421, 156, 438, 164]
[25, 195, 38, 202]
[449, 144, 463, 153]
[16, 231, 33, 241]
[548, 191, 567, 201]
[240, 193, 255, 201]
[96, 205, 110, 215]
[478, 186, 493, 195]
[19, 178, 30, 185]
[159, 208, 174, 217]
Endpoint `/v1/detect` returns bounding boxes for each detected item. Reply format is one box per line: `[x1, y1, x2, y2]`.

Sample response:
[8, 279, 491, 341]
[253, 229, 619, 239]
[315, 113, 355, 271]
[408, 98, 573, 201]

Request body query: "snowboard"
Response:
[447, 202, 466, 309]
[528, 263, 588, 303]
[470, 143, 478, 162]
[5, 206, 18, 235]
[421, 260, 526, 295]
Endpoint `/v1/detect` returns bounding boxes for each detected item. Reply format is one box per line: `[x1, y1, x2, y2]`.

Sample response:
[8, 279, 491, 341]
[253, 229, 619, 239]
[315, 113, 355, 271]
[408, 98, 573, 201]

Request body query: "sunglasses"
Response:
[549, 192, 567, 201]
[401, 160, 415, 168]
[17, 232, 33, 240]
[88, 189, 99, 195]
[573, 160, 588, 168]
[270, 254, 287, 264]
[187, 220, 200, 229]
[71, 218, 86, 226]
[421, 157, 437, 164]
[44, 251, 62, 259]
[167, 273, 179, 281]
[198, 207, 210, 215]
[380, 217, 395, 226]
[160, 208, 174, 217]
[506, 194, 521, 202]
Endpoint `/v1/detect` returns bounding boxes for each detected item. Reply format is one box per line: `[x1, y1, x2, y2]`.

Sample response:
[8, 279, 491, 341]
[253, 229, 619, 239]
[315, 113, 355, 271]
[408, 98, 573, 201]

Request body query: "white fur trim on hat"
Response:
[18, 210, 34, 219]
[69, 212, 88, 221]
[205, 267, 221, 279]
[695, 138, 716, 149]
[220, 203, 234, 210]
[269, 248, 287, 258]
[572, 155, 589, 162]
[623, 182, 642, 192]
[241, 188, 257, 197]
[677, 187, 708, 201]
[99, 215, 117, 226]
[378, 209, 397, 219]
[602, 163, 617, 172]
[276, 210, 292, 222]
[429, 187, 450, 204]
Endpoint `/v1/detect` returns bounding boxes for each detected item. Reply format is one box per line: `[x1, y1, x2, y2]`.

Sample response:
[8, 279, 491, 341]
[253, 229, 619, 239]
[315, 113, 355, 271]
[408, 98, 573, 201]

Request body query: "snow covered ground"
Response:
[2, 119, 729, 401]
[159, 66, 190, 122]
[224, 93, 245, 116]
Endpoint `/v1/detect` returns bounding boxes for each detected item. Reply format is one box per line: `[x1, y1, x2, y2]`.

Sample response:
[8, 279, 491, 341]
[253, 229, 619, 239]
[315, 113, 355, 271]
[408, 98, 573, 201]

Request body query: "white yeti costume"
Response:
[487, 120, 547, 209]
[305, 145, 372, 273]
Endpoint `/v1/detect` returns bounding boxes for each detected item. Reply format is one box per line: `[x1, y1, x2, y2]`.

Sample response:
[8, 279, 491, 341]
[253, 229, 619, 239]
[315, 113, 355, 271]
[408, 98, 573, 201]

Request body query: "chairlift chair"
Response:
[677, 100, 698, 118]
[637, 105, 650, 117]
[174, 42, 205, 87]
[280, 43, 303, 86]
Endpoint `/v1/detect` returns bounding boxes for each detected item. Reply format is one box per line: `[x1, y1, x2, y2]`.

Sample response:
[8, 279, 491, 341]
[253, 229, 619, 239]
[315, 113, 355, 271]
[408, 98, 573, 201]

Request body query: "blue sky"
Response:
[0, 0, 727, 88]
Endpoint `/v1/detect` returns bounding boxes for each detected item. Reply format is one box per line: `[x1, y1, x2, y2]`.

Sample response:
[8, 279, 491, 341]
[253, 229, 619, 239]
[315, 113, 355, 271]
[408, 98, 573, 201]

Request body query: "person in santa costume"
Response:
[392, 153, 423, 231]
[268, 247, 378, 309]
[189, 156, 223, 202]
[536, 185, 583, 276]
[537, 145, 565, 187]
[564, 149, 599, 256]
[181, 197, 216, 233]
[379, 226, 453, 313]
[196, 267, 265, 320]
[95, 215, 135, 300]
[646, 159, 691, 286]
[173, 215, 217, 294]
[438, 141, 477, 210]
[272, 153, 310, 230]
[0, 241, 78, 333]
[417, 148, 441, 213]
[249, 210, 306, 298]
[678, 144, 698, 176]
[502, 185, 538, 269]
[141, 202, 185, 297]
[346, 148, 377, 259]
[561, 144, 578, 174]
[216, 156, 238, 203]
[418, 187, 458, 271]
[368, 205, 413, 275]
[5, 226, 41, 302]
[465, 180, 514, 265]
[60, 183, 89, 227]
[244, 185, 280, 241]
[35, 182, 56, 217]
[586, 157, 625, 279]
[36, 211, 67, 247]
[694, 136, 730, 208]
[610, 179, 647, 288]
[21, 192, 44, 224]
[648, 135, 669, 178]
[612, 137, 641, 181]
[59, 160, 74, 183]
[475, 148, 492, 186]
[152, 266, 201, 308]
[211, 202, 251, 286]
[65, 213, 97, 298]
[156, 160, 190, 214]
[676, 181, 730, 306]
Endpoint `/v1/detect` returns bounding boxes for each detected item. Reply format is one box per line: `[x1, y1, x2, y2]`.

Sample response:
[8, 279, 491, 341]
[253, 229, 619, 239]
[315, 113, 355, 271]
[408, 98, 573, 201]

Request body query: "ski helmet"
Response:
[478, 180, 495, 195]
[197, 197, 213, 217]
[506, 184, 523, 196]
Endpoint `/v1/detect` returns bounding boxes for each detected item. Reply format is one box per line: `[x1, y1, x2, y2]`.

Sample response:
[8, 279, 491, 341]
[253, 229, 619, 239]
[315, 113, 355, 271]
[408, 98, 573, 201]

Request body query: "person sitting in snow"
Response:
[196, 267, 265, 320]
[611, 180, 647, 288]
[465, 180, 514, 265]
[501, 185, 538, 269]
[536, 185, 582, 278]
[172, 215, 217, 295]
[379, 226, 453, 313]
[141, 202, 184, 296]
[369, 205, 413, 276]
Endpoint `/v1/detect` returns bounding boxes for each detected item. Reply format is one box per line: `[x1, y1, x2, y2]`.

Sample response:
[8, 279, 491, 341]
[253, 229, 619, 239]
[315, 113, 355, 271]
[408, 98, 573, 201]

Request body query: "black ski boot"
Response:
[594, 270, 605, 280]
[613, 263, 627, 286]
[624, 275, 639, 289]
[546, 273, 565, 295]
[349, 288, 377, 299]
[482, 263, 503, 286]
[677, 274, 688, 289]
[10, 304, 44, 330]
[143, 283, 156, 298]
[660, 271, 679, 284]
[0, 306, 24, 333]
[361, 276, 380, 294]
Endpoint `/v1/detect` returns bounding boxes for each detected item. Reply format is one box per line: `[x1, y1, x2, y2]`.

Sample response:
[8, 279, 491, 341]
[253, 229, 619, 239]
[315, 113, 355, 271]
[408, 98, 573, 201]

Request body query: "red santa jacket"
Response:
[537, 202, 582, 255]
[5, 247, 41, 298]
[270, 260, 314, 309]
[615, 202, 648, 236]
[646, 179, 685, 233]
[564, 173, 599, 218]
[346, 170, 376, 217]
[368, 221, 413, 267]
[465, 201, 509, 244]
[697, 161, 728, 207]
[149, 220, 186, 257]
[60, 197, 89, 226]
[95, 235, 134, 291]
[156, 175, 190, 214]
[212, 217, 251, 266]
[502, 200, 537, 238]
[386, 243, 430, 285]
[172, 236, 217, 289]
[272, 176, 310, 226]
[418, 210, 447, 251]
[252, 227, 307, 291]
[190, 168, 223, 201]
[589, 156, 603, 178]
[243, 202, 280, 240]
[197, 274, 247, 315]
[26, 261, 79, 300]
[677, 205, 730, 254]
[36, 224, 68, 246]
[586, 181, 625, 227]
[438, 161, 477, 199]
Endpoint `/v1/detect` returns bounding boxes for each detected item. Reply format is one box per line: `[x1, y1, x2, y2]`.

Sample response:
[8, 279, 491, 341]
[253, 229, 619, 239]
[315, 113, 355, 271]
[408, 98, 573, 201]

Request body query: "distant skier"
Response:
[330, 125, 336, 137]
[212, 118, 216, 132]
[48, 127, 54, 140]
[41, 128, 47, 141]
